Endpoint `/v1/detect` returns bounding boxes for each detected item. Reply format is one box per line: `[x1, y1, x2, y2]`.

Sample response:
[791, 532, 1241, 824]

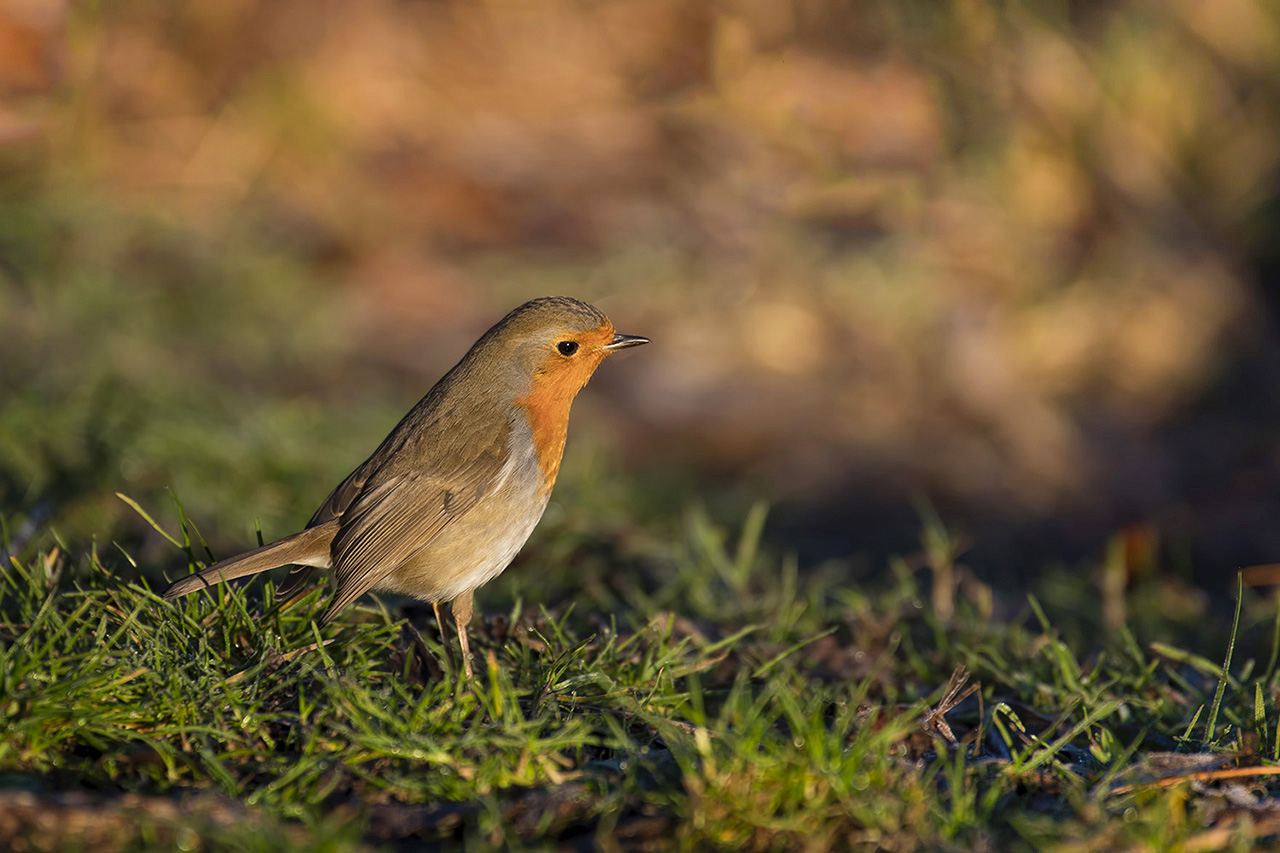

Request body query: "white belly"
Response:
[373, 416, 551, 603]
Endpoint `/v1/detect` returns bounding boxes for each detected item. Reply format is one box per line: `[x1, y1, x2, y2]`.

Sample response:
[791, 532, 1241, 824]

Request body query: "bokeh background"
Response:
[3, 0, 1280, 598]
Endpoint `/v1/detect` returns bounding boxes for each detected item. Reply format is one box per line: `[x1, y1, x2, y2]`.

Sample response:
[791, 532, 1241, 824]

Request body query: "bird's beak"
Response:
[601, 333, 649, 352]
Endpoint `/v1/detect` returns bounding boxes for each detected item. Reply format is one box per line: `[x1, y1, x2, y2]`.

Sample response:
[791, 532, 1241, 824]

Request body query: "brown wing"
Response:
[316, 427, 511, 623]
[307, 460, 372, 527]
[274, 458, 379, 600]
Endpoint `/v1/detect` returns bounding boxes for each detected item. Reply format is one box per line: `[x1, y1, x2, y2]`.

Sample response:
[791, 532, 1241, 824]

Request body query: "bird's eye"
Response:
[557, 340, 579, 356]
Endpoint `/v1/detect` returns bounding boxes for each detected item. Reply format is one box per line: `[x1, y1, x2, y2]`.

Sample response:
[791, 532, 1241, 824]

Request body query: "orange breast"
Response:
[515, 324, 614, 493]
[517, 382, 572, 493]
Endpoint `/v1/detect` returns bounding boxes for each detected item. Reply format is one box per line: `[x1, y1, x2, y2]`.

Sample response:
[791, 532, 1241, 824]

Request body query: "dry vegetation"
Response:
[5, 0, 1279, 529]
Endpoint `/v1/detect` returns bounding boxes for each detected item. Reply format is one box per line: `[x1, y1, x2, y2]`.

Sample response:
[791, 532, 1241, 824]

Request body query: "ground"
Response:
[4, 500, 1280, 851]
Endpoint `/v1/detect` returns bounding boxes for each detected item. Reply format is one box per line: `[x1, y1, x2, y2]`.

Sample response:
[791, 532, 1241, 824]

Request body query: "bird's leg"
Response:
[431, 600, 446, 638]
[451, 591, 475, 679]
[431, 600, 452, 674]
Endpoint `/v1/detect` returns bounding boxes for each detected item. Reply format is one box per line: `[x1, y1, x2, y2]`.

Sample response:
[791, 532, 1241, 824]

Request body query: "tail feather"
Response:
[161, 522, 337, 601]
[274, 566, 317, 602]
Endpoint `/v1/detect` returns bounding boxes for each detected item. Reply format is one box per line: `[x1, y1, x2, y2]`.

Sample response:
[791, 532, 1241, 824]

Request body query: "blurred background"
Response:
[2, 0, 1280, 600]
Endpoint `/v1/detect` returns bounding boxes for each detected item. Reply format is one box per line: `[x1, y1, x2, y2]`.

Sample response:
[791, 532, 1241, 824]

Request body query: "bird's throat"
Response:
[515, 372, 579, 494]
[514, 326, 615, 494]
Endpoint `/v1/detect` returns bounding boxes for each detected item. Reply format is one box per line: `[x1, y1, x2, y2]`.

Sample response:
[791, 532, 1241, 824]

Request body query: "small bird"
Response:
[162, 296, 648, 677]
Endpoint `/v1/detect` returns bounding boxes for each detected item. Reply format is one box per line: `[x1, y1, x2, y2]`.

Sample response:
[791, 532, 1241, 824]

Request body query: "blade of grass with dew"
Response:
[1201, 573, 1243, 746]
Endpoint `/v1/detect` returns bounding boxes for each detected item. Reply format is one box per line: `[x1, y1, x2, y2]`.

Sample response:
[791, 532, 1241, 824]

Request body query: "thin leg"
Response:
[431, 600, 451, 674]
[451, 591, 474, 679]
[431, 600, 446, 638]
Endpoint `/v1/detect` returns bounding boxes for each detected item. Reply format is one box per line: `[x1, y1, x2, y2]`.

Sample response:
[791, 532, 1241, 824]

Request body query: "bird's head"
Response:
[487, 296, 648, 400]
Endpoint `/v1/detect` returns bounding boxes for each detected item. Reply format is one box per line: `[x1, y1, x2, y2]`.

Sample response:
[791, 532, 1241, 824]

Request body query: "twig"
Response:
[1108, 765, 1280, 797]
[226, 639, 338, 684]
[923, 665, 980, 745]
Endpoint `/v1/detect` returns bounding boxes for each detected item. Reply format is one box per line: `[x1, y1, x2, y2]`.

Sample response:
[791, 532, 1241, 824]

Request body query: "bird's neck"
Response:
[510, 336, 612, 494]
[515, 378, 579, 494]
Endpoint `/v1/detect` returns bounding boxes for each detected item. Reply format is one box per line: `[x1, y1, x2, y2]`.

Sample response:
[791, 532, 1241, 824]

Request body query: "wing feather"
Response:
[317, 425, 511, 622]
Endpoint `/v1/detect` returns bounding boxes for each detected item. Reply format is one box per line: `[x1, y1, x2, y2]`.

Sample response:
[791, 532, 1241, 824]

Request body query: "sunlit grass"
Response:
[5, 503, 1280, 849]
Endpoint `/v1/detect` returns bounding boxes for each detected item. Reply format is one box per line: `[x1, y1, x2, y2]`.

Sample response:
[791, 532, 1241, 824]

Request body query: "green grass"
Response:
[5, 502, 1280, 851]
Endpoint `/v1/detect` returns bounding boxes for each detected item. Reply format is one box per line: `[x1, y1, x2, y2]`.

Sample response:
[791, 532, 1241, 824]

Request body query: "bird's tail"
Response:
[161, 521, 337, 601]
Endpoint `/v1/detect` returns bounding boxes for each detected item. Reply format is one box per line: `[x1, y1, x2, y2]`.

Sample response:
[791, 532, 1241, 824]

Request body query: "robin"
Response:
[161, 296, 648, 677]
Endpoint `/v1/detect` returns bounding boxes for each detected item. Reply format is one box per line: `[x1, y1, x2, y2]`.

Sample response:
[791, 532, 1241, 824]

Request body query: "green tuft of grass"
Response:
[5, 504, 1280, 850]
